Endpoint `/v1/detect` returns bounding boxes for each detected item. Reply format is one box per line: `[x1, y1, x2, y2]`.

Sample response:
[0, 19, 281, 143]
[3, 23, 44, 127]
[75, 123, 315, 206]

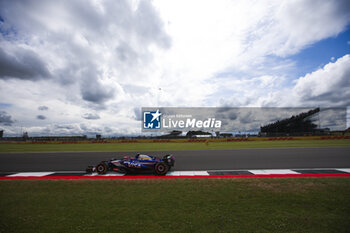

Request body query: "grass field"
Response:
[0, 139, 350, 153]
[0, 177, 349, 233]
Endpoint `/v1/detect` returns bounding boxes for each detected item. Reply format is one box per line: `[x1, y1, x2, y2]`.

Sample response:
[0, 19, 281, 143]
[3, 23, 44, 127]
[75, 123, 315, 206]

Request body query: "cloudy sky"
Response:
[0, 0, 349, 137]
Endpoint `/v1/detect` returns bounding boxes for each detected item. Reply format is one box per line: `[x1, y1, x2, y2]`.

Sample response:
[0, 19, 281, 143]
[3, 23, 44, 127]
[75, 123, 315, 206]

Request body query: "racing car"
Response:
[86, 154, 175, 175]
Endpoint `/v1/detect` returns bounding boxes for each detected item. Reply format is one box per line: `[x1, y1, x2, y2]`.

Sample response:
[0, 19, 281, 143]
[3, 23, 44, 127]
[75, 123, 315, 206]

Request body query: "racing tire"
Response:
[154, 162, 168, 175]
[96, 163, 108, 174]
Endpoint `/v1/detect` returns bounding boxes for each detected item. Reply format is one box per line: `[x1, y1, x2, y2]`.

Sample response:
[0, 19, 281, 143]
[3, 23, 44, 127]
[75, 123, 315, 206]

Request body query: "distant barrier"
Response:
[226, 138, 249, 141]
[320, 136, 350, 140]
[268, 137, 294, 141]
[1, 135, 350, 144]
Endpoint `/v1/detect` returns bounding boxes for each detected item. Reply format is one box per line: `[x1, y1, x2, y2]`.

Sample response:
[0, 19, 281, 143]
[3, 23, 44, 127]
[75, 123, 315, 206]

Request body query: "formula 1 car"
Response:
[86, 154, 175, 175]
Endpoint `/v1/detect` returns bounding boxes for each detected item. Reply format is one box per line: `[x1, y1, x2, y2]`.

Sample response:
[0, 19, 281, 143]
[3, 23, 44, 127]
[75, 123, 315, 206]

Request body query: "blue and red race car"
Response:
[86, 154, 175, 175]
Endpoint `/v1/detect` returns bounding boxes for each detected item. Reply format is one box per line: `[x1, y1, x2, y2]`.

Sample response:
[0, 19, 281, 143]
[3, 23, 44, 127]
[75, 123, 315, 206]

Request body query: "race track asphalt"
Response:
[0, 147, 350, 172]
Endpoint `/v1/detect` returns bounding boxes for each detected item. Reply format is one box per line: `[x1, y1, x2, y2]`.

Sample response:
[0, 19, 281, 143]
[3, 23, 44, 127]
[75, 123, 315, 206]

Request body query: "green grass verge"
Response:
[0, 139, 349, 153]
[0, 178, 350, 233]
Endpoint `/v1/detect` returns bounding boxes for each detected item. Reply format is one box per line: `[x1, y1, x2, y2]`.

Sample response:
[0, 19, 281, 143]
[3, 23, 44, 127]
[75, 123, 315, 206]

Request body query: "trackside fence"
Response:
[1, 136, 350, 144]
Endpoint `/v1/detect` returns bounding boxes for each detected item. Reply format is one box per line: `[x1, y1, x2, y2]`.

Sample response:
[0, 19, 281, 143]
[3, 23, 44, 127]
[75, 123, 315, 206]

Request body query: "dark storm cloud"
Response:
[226, 111, 238, 120]
[55, 124, 75, 130]
[336, 0, 350, 17]
[215, 108, 238, 121]
[38, 106, 49, 111]
[82, 113, 100, 120]
[81, 87, 113, 104]
[0, 0, 171, 44]
[80, 72, 114, 104]
[0, 47, 51, 80]
[0, 0, 171, 106]
[239, 111, 254, 124]
[36, 115, 46, 120]
[0, 111, 14, 126]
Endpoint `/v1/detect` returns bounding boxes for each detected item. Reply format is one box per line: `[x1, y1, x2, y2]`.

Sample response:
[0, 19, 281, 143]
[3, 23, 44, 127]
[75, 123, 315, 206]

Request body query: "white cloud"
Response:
[244, 0, 350, 57]
[293, 54, 350, 106]
[0, 111, 14, 126]
[214, 75, 287, 107]
[0, 0, 349, 136]
[154, 0, 350, 107]
[222, 54, 350, 108]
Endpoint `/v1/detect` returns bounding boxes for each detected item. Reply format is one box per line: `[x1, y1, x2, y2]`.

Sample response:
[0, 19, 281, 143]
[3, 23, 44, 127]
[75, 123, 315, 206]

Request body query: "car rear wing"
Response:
[163, 154, 175, 167]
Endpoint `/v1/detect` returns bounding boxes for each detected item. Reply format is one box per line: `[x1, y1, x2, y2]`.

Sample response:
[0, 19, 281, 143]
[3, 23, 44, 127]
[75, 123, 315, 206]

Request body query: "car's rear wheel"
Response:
[154, 162, 168, 175]
[96, 163, 108, 174]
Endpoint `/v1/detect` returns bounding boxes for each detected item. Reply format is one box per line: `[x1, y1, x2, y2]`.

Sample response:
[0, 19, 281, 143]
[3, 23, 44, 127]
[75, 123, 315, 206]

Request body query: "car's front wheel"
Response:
[96, 163, 108, 174]
[154, 162, 168, 175]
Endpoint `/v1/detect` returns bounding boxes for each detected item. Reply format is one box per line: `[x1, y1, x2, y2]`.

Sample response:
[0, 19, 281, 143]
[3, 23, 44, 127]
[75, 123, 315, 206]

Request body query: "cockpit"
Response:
[136, 154, 153, 161]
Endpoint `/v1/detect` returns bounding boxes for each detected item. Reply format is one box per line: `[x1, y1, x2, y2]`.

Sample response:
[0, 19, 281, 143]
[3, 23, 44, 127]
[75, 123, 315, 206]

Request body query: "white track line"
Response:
[4, 168, 350, 177]
[248, 169, 299, 175]
[166, 171, 209, 176]
[7, 172, 55, 177]
[336, 168, 350, 173]
[84, 172, 125, 176]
